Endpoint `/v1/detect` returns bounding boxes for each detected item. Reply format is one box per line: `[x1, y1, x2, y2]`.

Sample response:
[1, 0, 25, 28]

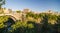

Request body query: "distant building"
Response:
[23, 9, 30, 13]
[0, 8, 3, 13]
[44, 10, 53, 13]
[3, 8, 12, 13]
[8, 9, 12, 13]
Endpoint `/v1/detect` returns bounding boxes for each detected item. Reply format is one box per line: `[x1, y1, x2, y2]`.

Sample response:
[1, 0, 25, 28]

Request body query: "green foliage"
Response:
[0, 23, 4, 28]
[26, 12, 34, 17]
[16, 10, 21, 13]
[0, 16, 9, 23]
[39, 13, 45, 18]
[11, 21, 34, 30]
[0, 13, 59, 33]
[0, 16, 9, 28]
[48, 14, 57, 20]
[28, 23, 34, 28]
[0, 0, 5, 8]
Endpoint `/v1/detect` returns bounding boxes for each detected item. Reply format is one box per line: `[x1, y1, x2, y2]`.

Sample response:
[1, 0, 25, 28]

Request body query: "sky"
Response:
[2, 0, 60, 12]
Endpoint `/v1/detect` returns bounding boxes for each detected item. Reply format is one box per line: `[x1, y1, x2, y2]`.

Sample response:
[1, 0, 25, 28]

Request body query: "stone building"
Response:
[0, 8, 3, 14]
[23, 9, 30, 13]
[3, 8, 12, 14]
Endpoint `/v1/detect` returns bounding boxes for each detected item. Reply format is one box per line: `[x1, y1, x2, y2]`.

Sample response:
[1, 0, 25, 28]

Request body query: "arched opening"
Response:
[7, 15, 17, 22]
[4, 17, 15, 27]
[3, 18, 15, 33]
[0, 15, 17, 33]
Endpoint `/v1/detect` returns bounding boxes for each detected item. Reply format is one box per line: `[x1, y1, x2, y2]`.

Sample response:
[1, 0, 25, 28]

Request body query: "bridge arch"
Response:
[5, 15, 17, 22]
[0, 14, 19, 22]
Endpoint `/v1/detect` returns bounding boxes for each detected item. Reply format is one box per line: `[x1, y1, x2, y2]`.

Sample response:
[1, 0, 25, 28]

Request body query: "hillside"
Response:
[0, 9, 60, 33]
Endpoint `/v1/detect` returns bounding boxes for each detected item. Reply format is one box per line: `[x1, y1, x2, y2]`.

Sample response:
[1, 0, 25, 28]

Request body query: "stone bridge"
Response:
[0, 13, 23, 21]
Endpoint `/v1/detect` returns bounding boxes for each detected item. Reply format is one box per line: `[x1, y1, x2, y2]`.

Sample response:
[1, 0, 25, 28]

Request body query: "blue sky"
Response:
[2, 0, 60, 12]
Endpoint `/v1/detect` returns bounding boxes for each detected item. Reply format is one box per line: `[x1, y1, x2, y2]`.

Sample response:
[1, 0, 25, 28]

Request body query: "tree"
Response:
[0, 0, 5, 8]
[16, 10, 21, 13]
[40, 14, 49, 33]
[26, 12, 33, 17]
[56, 15, 60, 33]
